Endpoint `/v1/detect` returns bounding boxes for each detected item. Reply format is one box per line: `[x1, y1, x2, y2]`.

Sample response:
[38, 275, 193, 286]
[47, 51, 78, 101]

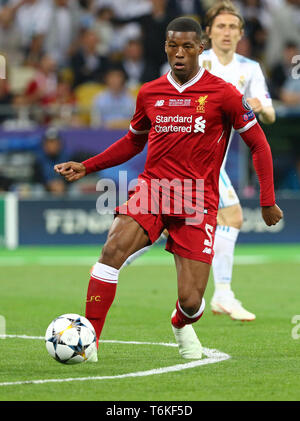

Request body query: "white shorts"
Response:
[218, 168, 240, 209]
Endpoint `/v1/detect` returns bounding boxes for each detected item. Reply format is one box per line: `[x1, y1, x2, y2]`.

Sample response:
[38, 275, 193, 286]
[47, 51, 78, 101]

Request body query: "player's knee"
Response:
[218, 204, 243, 229]
[234, 213, 243, 229]
[100, 239, 126, 268]
[100, 241, 116, 265]
[231, 205, 243, 229]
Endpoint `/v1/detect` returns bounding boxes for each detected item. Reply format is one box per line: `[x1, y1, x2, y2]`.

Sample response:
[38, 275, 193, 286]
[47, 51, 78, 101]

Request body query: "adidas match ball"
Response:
[45, 313, 96, 364]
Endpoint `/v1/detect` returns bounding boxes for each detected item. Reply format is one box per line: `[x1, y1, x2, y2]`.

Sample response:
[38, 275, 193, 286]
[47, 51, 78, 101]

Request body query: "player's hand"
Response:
[246, 97, 263, 114]
[54, 161, 86, 182]
[261, 204, 283, 226]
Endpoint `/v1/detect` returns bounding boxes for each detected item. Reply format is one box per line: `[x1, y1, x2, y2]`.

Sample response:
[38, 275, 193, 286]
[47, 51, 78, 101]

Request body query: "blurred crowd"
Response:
[0, 0, 299, 130]
[0, 0, 300, 195]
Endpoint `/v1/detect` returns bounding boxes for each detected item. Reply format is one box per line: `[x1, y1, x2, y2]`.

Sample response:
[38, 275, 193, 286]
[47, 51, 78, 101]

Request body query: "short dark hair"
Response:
[166, 17, 202, 41]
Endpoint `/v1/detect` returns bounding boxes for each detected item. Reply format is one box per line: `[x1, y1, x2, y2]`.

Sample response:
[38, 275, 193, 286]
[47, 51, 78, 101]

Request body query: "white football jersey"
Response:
[199, 48, 272, 106]
[199, 48, 272, 167]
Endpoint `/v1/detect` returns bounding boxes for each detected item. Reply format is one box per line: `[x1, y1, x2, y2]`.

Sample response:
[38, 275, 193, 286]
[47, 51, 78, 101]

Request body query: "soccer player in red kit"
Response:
[55, 17, 283, 361]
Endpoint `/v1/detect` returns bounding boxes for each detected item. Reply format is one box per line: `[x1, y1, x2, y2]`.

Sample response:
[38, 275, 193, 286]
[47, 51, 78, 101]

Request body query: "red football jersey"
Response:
[83, 67, 275, 217]
[128, 68, 257, 216]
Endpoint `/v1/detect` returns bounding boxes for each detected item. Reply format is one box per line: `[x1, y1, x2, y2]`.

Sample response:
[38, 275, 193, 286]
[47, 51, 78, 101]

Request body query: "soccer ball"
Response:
[45, 313, 97, 364]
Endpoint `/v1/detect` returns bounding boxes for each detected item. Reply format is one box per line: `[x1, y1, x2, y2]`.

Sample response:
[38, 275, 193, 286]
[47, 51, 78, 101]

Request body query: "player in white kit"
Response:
[199, 0, 275, 321]
[123, 1, 275, 321]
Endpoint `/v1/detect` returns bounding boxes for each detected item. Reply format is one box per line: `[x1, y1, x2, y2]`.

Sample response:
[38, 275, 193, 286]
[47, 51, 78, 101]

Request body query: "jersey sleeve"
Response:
[129, 86, 152, 136]
[222, 83, 258, 134]
[82, 130, 148, 175]
[246, 63, 272, 107]
[240, 123, 275, 207]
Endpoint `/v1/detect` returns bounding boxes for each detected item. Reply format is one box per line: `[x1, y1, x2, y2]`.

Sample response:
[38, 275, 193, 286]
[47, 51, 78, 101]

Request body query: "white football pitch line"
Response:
[0, 335, 231, 387]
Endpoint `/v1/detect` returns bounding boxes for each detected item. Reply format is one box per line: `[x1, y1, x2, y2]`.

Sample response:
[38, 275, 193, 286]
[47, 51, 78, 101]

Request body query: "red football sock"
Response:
[171, 298, 205, 328]
[85, 263, 119, 348]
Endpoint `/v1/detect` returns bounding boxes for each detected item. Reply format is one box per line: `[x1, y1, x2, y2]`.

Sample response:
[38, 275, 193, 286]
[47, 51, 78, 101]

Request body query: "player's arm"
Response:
[246, 99, 275, 125]
[246, 63, 276, 125]
[222, 84, 283, 226]
[54, 88, 151, 182]
[238, 123, 282, 225]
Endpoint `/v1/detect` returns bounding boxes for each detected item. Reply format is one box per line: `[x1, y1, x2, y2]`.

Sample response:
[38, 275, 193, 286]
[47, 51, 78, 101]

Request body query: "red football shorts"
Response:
[116, 201, 217, 265]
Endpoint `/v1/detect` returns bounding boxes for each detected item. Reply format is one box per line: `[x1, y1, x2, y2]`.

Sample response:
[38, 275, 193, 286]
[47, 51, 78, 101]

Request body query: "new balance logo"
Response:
[194, 116, 206, 133]
[202, 247, 212, 254]
[155, 100, 164, 107]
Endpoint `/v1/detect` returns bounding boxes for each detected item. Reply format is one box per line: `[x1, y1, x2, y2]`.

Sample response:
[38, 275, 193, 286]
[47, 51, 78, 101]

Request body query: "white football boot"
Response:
[171, 310, 203, 359]
[211, 289, 256, 321]
[86, 349, 98, 362]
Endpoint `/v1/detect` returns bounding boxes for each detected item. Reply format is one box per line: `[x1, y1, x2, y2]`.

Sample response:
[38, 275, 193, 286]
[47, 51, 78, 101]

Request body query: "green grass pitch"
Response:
[0, 244, 299, 401]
